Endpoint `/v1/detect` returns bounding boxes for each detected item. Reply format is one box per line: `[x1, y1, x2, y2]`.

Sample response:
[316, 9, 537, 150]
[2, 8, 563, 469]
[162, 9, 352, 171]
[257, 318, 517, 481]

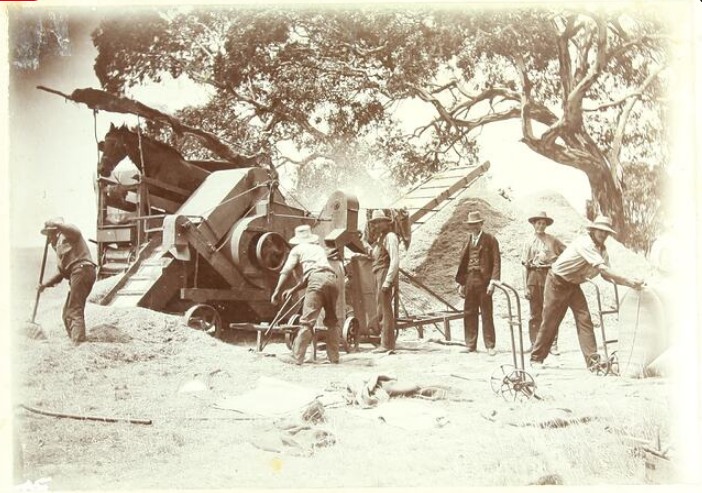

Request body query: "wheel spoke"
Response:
[492, 369, 537, 402]
[490, 365, 515, 395]
[184, 304, 221, 337]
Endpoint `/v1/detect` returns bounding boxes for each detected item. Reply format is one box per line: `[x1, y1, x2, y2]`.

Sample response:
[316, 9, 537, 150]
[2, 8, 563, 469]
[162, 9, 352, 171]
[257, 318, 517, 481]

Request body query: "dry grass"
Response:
[8, 189, 681, 490]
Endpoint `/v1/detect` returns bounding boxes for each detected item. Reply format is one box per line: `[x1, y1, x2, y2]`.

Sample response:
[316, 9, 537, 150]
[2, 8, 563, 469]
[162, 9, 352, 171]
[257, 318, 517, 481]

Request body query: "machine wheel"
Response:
[490, 364, 537, 402]
[184, 304, 222, 338]
[284, 314, 301, 350]
[254, 232, 288, 272]
[343, 317, 360, 353]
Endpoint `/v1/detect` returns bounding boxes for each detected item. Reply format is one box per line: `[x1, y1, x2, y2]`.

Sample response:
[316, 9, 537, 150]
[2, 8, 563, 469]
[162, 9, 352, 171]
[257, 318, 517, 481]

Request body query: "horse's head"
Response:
[98, 124, 128, 177]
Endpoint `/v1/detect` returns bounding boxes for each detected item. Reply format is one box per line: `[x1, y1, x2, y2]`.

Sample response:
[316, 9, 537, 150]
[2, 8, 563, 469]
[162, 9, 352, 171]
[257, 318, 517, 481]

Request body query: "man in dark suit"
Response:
[455, 211, 501, 355]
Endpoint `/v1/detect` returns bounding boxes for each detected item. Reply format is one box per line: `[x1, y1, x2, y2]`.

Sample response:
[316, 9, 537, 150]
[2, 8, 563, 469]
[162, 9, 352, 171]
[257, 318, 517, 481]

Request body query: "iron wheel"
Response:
[183, 304, 222, 338]
[343, 317, 360, 353]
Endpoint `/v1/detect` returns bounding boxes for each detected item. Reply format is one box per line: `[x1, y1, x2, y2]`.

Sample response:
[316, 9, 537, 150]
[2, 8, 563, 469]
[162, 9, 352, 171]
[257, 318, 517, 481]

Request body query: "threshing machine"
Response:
[38, 85, 492, 350]
[95, 144, 491, 350]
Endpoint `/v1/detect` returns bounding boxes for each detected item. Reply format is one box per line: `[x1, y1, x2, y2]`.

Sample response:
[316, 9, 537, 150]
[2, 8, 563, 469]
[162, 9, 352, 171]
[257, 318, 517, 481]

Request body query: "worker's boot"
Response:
[550, 335, 560, 355]
[292, 326, 313, 365]
[70, 320, 86, 345]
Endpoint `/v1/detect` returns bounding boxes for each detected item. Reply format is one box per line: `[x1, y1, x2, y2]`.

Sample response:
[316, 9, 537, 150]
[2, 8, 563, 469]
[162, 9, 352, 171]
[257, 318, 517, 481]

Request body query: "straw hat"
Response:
[40, 217, 64, 235]
[587, 215, 617, 235]
[528, 211, 554, 226]
[289, 224, 319, 245]
[369, 209, 392, 223]
[466, 211, 484, 224]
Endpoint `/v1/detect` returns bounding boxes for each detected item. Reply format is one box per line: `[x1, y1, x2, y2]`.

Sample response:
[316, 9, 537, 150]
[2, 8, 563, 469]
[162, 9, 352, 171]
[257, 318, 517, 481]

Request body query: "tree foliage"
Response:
[10, 10, 71, 70]
[621, 162, 668, 253]
[92, 5, 672, 247]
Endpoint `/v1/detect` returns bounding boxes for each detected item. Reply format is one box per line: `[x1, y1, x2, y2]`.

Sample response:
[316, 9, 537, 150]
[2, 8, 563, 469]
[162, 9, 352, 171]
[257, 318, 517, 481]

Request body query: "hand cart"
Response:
[584, 280, 620, 376]
[489, 281, 538, 401]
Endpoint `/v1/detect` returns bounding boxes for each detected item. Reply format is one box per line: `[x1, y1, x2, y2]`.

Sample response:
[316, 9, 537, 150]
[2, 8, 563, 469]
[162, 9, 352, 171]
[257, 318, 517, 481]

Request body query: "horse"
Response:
[98, 124, 211, 194]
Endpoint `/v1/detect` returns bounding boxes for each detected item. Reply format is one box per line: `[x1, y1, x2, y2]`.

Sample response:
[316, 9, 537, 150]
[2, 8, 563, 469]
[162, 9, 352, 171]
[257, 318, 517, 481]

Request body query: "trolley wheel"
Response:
[343, 317, 360, 353]
[587, 353, 609, 376]
[284, 314, 301, 350]
[490, 364, 537, 402]
[184, 304, 222, 338]
[607, 351, 620, 376]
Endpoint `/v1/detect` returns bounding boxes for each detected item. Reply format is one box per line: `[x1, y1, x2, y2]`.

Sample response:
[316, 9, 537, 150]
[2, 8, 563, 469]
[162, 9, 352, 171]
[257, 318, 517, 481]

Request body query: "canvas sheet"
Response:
[347, 398, 448, 431]
[213, 377, 322, 417]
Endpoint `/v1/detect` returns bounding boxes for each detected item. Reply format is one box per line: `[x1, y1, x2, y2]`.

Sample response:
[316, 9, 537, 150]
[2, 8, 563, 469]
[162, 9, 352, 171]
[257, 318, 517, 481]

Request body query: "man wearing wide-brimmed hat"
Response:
[271, 224, 340, 365]
[530, 215, 644, 370]
[455, 210, 501, 356]
[38, 217, 96, 345]
[521, 211, 566, 354]
[365, 209, 400, 352]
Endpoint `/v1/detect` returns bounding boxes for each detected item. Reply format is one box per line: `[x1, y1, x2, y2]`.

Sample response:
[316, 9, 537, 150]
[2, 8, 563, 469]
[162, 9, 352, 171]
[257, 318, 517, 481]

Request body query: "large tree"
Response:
[408, 8, 671, 240]
[92, 5, 671, 244]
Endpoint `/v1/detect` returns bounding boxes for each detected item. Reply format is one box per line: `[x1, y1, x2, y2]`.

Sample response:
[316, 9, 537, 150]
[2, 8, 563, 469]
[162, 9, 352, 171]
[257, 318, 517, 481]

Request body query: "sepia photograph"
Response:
[1, 0, 700, 490]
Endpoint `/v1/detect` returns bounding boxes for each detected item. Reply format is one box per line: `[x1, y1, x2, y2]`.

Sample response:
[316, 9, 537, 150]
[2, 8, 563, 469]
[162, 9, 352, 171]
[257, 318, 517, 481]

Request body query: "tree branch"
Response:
[563, 16, 608, 128]
[584, 65, 665, 112]
[513, 53, 535, 141]
[606, 34, 669, 64]
[228, 84, 328, 141]
[340, 41, 389, 57]
[277, 151, 331, 170]
[522, 135, 599, 173]
[555, 14, 577, 101]
[607, 64, 665, 186]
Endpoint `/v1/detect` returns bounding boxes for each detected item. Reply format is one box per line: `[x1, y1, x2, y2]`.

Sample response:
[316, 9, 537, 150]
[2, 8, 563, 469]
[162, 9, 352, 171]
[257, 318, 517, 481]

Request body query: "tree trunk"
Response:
[586, 166, 627, 239]
[522, 136, 627, 239]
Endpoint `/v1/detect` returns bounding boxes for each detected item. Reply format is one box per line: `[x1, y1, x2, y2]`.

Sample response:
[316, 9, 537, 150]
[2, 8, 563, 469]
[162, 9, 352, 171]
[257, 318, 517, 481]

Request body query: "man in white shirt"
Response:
[272, 225, 340, 365]
[530, 216, 644, 369]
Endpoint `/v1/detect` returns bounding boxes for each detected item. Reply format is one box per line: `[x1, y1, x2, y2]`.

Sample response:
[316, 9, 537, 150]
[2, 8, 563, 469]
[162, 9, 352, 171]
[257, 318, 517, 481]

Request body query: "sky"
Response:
[6, 7, 218, 248]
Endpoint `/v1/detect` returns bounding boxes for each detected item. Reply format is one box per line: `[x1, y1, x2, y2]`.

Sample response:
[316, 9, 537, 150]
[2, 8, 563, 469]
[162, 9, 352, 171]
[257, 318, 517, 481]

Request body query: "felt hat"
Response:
[587, 215, 617, 235]
[369, 209, 392, 223]
[466, 211, 484, 224]
[528, 211, 554, 226]
[40, 216, 64, 235]
[289, 224, 319, 245]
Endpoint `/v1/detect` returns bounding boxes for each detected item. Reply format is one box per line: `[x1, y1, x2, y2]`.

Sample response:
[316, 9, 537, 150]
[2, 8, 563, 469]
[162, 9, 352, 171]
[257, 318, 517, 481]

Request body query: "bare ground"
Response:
[8, 190, 683, 490]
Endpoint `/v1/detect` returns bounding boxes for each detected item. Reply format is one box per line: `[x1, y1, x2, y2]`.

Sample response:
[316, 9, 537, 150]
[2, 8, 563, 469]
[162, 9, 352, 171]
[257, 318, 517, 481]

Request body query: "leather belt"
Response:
[69, 260, 96, 272]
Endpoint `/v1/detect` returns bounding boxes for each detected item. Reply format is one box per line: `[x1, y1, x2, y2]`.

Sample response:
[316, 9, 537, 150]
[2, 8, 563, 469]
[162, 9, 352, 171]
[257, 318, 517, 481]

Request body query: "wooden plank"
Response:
[149, 195, 181, 214]
[393, 161, 490, 225]
[142, 177, 191, 197]
[181, 288, 269, 302]
[96, 228, 133, 243]
[397, 198, 454, 206]
[100, 237, 162, 306]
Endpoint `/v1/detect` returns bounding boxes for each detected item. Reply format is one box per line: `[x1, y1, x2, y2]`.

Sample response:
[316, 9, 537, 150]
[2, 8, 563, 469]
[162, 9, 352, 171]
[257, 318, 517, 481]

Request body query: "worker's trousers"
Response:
[527, 283, 559, 347]
[531, 271, 597, 366]
[462, 272, 495, 351]
[293, 270, 340, 364]
[374, 268, 396, 351]
[63, 263, 96, 344]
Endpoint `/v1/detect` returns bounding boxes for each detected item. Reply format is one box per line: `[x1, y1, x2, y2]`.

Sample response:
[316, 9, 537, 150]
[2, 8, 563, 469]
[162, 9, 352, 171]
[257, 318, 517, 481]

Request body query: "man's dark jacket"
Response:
[455, 232, 501, 285]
